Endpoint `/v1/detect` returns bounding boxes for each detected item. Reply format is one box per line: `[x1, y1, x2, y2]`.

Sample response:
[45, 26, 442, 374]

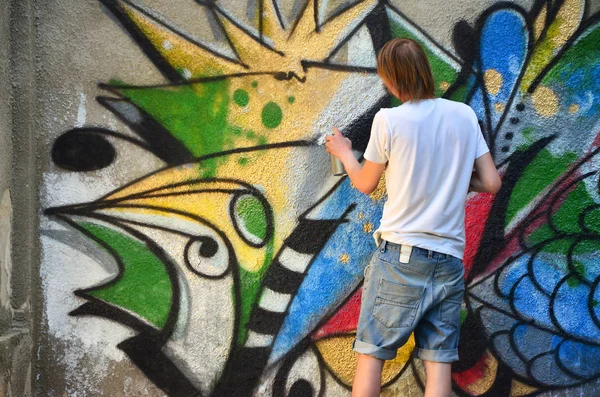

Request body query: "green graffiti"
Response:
[235, 195, 268, 241]
[460, 309, 468, 324]
[234, 89, 250, 107]
[566, 275, 580, 288]
[262, 102, 283, 129]
[544, 25, 600, 86]
[78, 222, 172, 329]
[288, 96, 295, 104]
[507, 149, 577, 226]
[446, 81, 471, 103]
[251, 81, 258, 88]
[528, 183, 600, 254]
[113, 80, 229, 177]
[566, 261, 586, 287]
[238, 157, 249, 166]
[521, 127, 535, 142]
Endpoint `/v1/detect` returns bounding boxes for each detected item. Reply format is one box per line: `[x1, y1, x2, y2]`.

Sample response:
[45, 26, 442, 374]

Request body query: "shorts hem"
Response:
[415, 347, 458, 363]
[352, 338, 397, 361]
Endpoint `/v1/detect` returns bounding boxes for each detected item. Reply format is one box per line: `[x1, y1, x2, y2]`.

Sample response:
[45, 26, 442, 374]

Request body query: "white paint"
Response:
[258, 288, 292, 313]
[40, 234, 137, 395]
[245, 330, 274, 347]
[40, 236, 133, 362]
[186, 238, 229, 277]
[284, 346, 322, 396]
[314, 72, 385, 142]
[347, 24, 376, 68]
[278, 246, 313, 273]
[162, 39, 173, 50]
[131, 225, 235, 396]
[76, 92, 86, 127]
[182, 68, 192, 79]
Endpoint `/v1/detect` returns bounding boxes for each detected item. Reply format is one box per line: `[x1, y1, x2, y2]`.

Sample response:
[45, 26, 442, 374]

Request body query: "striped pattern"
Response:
[258, 288, 292, 313]
[244, 331, 274, 348]
[278, 246, 313, 273]
[213, 216, 351, 397]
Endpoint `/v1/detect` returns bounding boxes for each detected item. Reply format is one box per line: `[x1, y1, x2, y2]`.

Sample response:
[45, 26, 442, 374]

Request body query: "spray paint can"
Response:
[327, 130, 347, 176]
[331, 155, 346, 176]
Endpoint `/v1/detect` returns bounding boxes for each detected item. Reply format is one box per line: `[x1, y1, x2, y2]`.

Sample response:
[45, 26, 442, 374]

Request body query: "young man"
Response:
[325, 38, 501, 397]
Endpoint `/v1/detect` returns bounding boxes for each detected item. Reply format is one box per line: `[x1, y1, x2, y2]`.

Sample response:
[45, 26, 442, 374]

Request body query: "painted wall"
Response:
[38, 0, 600, 396]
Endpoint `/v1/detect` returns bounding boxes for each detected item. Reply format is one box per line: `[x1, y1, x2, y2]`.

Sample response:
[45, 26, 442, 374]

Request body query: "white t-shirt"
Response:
[363, 98, 489, 259]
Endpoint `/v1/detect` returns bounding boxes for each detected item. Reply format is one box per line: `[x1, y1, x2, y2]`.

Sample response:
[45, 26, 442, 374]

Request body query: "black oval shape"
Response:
[52, 128, 116, 171]
[198, 237, 219, 258]
[289, 380, 313, 397]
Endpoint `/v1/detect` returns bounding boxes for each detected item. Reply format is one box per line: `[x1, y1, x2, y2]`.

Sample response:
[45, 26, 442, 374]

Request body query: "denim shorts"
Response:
[352, 240, 465, 362]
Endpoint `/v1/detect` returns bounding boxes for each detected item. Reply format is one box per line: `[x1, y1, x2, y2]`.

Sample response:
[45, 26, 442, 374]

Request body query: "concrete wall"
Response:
[0, 0, 34, 396]
[36, 0, 600, 396]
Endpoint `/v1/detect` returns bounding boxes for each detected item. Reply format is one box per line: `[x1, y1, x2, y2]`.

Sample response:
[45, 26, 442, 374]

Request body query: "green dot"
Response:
[251, 81, 258, 88]
[238, 157, 249, 166]
[262, 102, 282, 129]
[567, 276, 580, 288]
[246, 131, 256, 139]
[233, 89, 249, 107]
[235, 195, 267, 241]
[288, 96, 295, 104]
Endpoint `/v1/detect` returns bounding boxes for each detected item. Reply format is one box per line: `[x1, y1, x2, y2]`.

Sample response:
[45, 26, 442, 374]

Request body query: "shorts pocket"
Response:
[440, 284, 464, 327]
[372, 279, 423, 328]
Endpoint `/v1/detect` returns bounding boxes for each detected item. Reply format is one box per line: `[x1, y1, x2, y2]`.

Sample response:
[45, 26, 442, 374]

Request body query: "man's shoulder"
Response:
[437, 98, 476, 115]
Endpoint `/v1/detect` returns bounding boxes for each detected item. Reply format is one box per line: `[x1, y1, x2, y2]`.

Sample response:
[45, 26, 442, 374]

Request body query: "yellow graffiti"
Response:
[314, 333, 415, 386]
[533, 4, 547, 42]
[484, 69, 503, 96]
[461, 350, 498, 395]
[510, 379, 539, 397]
[569, 103, 580, 114]
[531, 86, 559, 117]
[521, 0, 583, 91]
[104, 147, 313, 272]
[369, 174, 387, 201]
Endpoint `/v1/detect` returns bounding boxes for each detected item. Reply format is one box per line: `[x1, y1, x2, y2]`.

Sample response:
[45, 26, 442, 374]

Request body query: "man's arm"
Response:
[325, 127, 385, 194]
[341, 157, 386, 194]
[469, 152, 501, 193]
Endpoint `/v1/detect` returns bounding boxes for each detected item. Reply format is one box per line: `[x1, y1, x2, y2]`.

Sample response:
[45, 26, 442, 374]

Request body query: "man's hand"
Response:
[325, 127, 353, 162]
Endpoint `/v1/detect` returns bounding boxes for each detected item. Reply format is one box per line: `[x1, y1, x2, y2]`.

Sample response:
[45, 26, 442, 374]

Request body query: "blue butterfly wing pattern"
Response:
[269, 178, 385, 364]
[468, 145, 600, 387]
[475, 7, 530, 144]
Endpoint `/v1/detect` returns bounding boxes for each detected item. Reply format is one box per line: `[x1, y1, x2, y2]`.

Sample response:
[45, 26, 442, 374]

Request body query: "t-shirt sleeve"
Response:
[475, 120, 490, 159]
[363, 111, 390, 164]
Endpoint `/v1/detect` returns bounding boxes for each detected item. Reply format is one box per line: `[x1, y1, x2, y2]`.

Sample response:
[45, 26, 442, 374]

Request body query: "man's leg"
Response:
[423, 360, 452, 397]
[352, 354, 384, 397]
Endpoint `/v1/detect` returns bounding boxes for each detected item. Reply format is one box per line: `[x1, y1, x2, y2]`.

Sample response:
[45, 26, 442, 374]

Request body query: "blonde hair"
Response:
[376, 38, 435, 101]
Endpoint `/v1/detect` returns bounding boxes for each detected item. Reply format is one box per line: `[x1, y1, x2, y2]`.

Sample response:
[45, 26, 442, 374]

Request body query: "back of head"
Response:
[377, 38, 435, 101]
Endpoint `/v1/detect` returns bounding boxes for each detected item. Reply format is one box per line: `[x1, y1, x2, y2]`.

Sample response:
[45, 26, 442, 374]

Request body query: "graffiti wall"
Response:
[38, 0, 600, 395]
